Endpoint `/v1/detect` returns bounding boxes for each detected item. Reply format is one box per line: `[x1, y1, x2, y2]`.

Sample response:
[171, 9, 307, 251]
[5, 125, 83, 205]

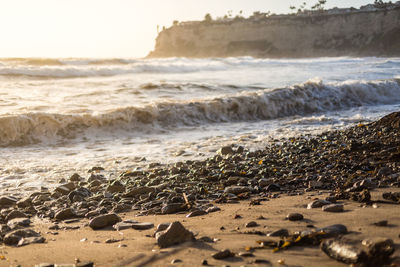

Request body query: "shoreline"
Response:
[1, 111, 400, 266]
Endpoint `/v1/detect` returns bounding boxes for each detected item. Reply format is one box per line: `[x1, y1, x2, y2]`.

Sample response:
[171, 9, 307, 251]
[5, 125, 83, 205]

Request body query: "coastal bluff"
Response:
[148, 6, 400, 58]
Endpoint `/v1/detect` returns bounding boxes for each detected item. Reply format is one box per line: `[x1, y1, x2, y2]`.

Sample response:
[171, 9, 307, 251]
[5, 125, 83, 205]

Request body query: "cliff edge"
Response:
[148, 5, 400, 58]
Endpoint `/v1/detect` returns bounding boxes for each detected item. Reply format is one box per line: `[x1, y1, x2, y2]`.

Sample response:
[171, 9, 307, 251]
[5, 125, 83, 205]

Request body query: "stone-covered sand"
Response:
[1, 112, 400, 266]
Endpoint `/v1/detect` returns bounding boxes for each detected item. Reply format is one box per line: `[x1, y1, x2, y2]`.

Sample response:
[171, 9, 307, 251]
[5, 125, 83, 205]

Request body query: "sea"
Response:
[1, 56, 400, 196]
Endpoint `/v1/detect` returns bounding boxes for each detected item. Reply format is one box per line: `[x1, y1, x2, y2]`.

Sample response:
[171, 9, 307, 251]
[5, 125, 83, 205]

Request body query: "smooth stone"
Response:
[307, 199, 331, 209]
[4, 229, 41, 245]
[154, 223, 170, 235]
[267, 229, 289, 237]
[245, 221, 258, 228]
[318, 224, 348, 237]
[156, 221, 195, 248]
[286, 213, 304, 221]
[217, 146, 234, 155]
[265, 183, 281, 192]
[89, 213, 122, 230]
[6, 210, 28, 222]
[186, 210, 207, 218]
[322, 203, 344, 212]
[0, 196, 18, 207]
[123, 186, 155, 197]
[7, 218, 31, 229]
[212, 249, 234, 259]
[224, 186, 251, 195]
[171, 259, 182, 264]
[205, 206, 221, 213]
[113, 222, 135, 231]
[17, 236, 46, 246]
[321, 239, 366, 264]
[161, 203, 186, 214]
[131, 222, 154, 230]
[55, 208, 76, 221]
[238, 252, 254, 257]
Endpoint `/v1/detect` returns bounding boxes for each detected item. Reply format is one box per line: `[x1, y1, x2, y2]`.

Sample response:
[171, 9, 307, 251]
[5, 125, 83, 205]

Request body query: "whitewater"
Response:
[1, 56, 400, 196]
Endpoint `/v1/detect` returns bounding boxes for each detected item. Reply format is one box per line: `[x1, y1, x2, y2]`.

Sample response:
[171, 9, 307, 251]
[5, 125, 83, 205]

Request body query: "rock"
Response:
[201, 260, 208, 265]
[171, 259, 182, 264]
[382, 192, 400, 203]
[55, 208, 76, 221]
[321, 239, 366, 264]
[373, 220, 388, 227]
[198, 236, 214, 243]
[105, 238, 122, 243]
[123, 186, 155, 197]
[318, 224, 348, 237]
[35, 264, 54, 267]
[55, 185, 71, 195]
[89, 214, 121, 230]
[156, 221, 195, 248]
[5, 210, 28, 222]
[69, 173, 82, 182]
[238, 252, 254, 257]
[154, 223, 170, 235]
[186, 210, 207, 218]
[76, 262, 94, 267]
[322, 203, 344, 212]
[161, 203, 186, 214]
[113, 221, 137, 231]
[245, 221, 258, 228]
[0, 196, 18, 208]
[217, 146, 234, 155]
[286, 213, 303, 221]
[4, 229, 41, 246]
[106, 184, 125, 193]
[307, 199, 331, 209]
[16, 197, 32, 208]
[68, 188, 91, 202]
[267, 229, 289, 237]
[362, 238, 395, 262]
[131, 222, 154, 230]
[7, 218, 31, 229]
[205, 206, 221, 213]
[18, 236, 46, 246]
[212, 249, 234, 259]
[224, 186, 251, 195]
[264, 183, 281, 192]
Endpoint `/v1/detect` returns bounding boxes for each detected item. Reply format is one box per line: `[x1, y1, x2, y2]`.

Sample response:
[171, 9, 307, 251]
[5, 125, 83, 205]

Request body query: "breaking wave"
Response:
[1, 79, 399, 147]
[0, 56, 399, 79]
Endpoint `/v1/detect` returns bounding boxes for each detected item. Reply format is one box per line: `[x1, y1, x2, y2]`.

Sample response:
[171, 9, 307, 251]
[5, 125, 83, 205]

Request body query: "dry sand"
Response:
[2, 188, 400, 267]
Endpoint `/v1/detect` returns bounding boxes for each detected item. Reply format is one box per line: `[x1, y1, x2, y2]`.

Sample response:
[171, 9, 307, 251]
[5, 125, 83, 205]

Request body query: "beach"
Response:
[1, 111, 400, 266]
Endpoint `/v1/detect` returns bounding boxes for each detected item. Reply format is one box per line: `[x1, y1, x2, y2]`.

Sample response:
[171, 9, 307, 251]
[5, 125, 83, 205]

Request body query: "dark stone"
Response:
[322, 203, 344, 212]
[4, 229, 41, 246]
[212, 249, 234, 259]
[54, 208, 76, 221]
[186, 210, 207, 218]
[286, 213, 303, 221]
[156, 221, 195, 248]
[267, 229, 289, 237]
[89, 214, 121, 230]
[131, 222, 154, 230]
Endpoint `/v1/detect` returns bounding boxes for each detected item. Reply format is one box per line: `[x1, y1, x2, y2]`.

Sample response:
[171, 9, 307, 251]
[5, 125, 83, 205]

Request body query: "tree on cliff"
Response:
[204, 13, 212, 22]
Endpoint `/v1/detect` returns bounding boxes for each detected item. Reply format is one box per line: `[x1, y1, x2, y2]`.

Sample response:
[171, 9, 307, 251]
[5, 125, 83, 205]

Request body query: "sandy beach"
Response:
[2, 188, 400, 267]
[1, 112, 400, 267]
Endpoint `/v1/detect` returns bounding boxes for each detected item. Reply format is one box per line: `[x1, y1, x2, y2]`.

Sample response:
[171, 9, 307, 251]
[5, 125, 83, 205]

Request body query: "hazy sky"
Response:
[0, 0, 373, 58]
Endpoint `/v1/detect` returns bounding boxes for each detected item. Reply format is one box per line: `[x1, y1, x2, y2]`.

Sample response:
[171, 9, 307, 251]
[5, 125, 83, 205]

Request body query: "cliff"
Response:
[148, 6, 400, 58]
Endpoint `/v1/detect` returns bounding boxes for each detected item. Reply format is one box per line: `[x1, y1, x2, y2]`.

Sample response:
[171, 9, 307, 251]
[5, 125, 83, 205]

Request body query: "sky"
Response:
[0, 0, 374, 58]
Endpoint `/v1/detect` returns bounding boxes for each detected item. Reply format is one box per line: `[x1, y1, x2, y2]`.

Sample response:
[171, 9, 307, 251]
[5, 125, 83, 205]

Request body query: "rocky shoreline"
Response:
[1, 112, 400, 266]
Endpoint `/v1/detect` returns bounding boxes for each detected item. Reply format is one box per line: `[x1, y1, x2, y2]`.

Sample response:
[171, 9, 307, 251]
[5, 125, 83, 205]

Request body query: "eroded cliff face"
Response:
[148, 8, 400, 58]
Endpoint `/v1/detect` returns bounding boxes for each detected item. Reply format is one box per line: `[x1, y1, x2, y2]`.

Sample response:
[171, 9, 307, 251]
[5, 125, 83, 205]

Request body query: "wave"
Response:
[1, 79, 399, 147]
[1, 56, 399, 79]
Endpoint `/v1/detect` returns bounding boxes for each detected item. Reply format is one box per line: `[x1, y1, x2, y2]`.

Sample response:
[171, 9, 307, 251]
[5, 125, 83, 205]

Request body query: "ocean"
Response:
[1, 56, 400, 196]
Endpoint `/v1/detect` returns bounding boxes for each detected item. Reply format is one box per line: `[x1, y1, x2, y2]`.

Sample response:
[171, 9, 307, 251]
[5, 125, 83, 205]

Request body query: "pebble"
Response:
[171, 259, 182, 264]
[113, 221, 136, 231]
[245, 221, 258, 228]
[238, 252, 254, 257]
[186, 210, 207, 217]
[267, 229, 289, 237]
[205, 206, 221, 213]
[89, 213, 121, 230]
[212, 249, 234, 259]
[4, 229, 41, 246]
[373, 220, 388, 227]
[54, 208, 76, 221]
[131, 222, 154, 230]
[286, 213, 304, 221]
[224, 186, 251, 195]
[307, 199, 331, 209]
[5, 210, 28, 222]
[322, 203, 344, 212]
[156, 221, 195, 248]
